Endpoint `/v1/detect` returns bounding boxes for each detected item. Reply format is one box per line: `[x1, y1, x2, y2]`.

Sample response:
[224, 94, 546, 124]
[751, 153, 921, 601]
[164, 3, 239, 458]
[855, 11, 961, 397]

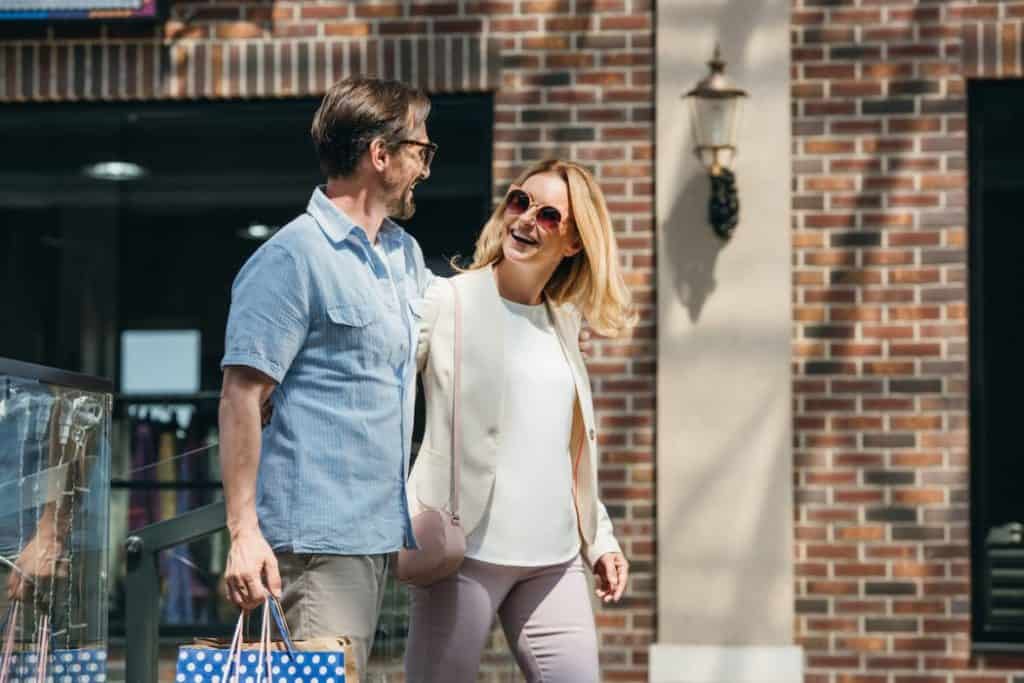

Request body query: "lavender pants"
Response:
[404, 555, 600, 683]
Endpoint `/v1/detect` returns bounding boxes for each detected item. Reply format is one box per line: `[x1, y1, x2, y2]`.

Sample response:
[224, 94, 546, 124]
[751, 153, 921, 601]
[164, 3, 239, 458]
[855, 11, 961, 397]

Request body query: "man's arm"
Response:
[219, 365, 279, 609]
[9, 392, 87, 600]
[7, 504, 60, 600]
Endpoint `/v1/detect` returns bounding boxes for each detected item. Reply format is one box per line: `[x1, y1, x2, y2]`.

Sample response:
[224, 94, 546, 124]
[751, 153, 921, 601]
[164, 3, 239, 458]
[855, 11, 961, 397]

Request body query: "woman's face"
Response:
[500, 172, 582, 270]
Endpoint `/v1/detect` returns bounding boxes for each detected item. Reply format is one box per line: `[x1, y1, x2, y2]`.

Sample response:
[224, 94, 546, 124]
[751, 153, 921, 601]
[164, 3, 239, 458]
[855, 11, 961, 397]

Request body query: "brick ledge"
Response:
[649, 644, 803, 683]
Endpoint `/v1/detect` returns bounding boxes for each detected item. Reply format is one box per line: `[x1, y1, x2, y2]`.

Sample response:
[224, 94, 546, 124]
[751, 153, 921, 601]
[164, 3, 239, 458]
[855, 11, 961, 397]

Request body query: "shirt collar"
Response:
[307, 186, 403, 245]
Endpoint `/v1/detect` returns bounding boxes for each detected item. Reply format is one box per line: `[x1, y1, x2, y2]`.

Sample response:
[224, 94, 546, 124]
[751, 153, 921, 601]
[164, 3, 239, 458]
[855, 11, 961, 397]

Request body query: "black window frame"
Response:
[969, 78, 1024, 653]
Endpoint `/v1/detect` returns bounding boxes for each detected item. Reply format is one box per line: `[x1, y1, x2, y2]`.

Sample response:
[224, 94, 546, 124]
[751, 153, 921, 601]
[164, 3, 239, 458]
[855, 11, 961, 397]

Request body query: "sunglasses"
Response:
[397, 139, 438, 168]
[504, 188, 566, 232]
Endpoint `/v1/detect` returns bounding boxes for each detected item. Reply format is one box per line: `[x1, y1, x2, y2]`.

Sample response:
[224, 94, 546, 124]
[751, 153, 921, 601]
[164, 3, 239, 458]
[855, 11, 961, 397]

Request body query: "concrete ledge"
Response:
[649, 644, 803, 683]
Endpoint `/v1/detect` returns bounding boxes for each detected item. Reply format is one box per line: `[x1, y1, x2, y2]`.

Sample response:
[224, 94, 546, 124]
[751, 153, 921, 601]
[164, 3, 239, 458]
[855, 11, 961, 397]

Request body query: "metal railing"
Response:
[124, 501, 227, 683]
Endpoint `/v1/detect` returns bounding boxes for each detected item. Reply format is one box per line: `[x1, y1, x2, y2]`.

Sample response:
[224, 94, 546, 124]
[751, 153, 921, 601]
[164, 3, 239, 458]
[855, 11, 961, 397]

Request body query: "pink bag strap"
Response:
[448, 278, 462, 518]
[256, 601, 271, 683]
[218, 613, 244, 683]
[33, 614, 49, 683]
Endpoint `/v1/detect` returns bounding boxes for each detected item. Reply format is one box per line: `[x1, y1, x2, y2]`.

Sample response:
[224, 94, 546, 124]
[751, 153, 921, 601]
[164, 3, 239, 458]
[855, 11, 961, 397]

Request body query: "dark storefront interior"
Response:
[0, 95, 493, 646]
[969, 80, 1024, 648]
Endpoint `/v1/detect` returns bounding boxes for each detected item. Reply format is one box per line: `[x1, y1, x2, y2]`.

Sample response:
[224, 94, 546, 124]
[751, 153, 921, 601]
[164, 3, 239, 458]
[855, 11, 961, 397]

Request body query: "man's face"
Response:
[383, 121, 432, 221]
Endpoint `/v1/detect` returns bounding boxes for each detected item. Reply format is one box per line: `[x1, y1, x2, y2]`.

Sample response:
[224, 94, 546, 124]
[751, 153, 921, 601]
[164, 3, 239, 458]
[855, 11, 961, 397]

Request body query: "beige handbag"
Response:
[395, 278, 466, 587]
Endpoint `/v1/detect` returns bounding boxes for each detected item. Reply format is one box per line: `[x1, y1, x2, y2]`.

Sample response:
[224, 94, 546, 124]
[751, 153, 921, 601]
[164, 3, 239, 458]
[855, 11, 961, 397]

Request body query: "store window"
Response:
[0, 96, 493, 652]
[121, 330, 201, 397]
[969, 79, 1024, 650]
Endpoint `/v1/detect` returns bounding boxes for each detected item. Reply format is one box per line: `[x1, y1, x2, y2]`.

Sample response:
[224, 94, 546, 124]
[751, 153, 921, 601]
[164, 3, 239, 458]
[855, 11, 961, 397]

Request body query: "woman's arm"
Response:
[585, 502, 622, 566]
[413, 278, 447, 373]
[588, 502, 629, 603]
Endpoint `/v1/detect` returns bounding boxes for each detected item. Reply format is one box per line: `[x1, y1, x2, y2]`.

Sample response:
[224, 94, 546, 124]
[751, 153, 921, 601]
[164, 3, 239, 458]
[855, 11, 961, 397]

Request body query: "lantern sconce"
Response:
[683, 45, 748, 240]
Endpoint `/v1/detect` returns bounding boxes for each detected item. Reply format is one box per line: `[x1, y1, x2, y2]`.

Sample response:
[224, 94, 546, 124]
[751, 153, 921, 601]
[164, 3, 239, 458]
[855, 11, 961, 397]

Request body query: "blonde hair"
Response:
[460, 159, 636, 337]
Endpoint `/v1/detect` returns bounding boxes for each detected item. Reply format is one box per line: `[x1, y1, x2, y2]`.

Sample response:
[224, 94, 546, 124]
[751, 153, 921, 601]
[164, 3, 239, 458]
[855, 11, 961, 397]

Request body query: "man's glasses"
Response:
[504, 188, 566, 232]
[397, 140, 438, 168]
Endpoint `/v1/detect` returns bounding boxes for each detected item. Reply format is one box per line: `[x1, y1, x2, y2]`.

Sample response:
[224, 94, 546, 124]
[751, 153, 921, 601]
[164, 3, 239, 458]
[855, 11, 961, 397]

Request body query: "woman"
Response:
[404, 159, 635, 682]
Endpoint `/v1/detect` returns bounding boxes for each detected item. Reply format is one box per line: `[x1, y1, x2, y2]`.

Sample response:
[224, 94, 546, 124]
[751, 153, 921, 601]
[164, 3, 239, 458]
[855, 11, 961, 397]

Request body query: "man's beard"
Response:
[385, 178, 417, 220]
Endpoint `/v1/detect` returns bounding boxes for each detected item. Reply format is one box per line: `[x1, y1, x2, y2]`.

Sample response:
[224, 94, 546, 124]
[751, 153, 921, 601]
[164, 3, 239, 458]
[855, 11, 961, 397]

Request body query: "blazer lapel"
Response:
[546, 302, 596, 438]
[457, 266, 504, 453]
[549, 303, 600, 543]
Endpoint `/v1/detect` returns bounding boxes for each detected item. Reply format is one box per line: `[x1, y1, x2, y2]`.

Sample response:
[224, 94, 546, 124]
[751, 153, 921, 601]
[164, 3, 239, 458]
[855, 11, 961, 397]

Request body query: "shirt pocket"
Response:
[324, 303, 385, 361]
[327, 303, 378, 327]
[326, 301, 410, 370]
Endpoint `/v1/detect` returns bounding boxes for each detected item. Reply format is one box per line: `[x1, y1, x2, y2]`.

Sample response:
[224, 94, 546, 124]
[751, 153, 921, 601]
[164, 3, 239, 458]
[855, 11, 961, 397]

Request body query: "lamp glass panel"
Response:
[729, 98, 745, 152]
[691, 96, 739, 148]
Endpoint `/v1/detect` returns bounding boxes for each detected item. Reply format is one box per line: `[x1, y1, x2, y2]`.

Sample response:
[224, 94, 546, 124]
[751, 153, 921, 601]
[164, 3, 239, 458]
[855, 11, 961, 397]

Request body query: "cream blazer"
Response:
[407, 266, 621, 568]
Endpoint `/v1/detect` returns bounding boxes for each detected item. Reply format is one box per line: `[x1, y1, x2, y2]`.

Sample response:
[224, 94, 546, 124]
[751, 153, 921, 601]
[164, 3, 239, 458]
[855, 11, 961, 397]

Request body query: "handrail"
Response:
[124, 501, 227, 683]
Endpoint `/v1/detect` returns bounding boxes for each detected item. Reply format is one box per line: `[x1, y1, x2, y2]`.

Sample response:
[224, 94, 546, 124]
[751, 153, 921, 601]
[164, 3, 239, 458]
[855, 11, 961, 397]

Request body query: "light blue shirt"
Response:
[221, 187, 431, 554]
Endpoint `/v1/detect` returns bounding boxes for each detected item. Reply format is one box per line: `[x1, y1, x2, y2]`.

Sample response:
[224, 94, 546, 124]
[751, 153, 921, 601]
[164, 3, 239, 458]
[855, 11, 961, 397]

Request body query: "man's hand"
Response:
[224, 526, 281, 610]
[7, 531, 63, 601]
[593, 552, 629, 603]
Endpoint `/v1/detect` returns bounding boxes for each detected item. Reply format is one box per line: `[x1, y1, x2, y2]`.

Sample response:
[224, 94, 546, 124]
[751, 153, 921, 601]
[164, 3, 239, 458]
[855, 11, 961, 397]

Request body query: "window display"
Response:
[0, 358, 110, 681]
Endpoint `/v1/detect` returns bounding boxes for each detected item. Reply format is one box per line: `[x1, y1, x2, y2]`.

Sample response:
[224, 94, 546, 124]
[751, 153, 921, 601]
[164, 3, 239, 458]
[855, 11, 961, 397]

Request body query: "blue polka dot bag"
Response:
[0, 602, 107, 683]
[175, 598, 358, 683]
[0, 648, 108, 683]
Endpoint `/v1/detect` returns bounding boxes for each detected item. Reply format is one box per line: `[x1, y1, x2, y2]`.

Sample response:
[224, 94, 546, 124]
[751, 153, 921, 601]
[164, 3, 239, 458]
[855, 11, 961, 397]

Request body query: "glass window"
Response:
[120, 330, 200, 396]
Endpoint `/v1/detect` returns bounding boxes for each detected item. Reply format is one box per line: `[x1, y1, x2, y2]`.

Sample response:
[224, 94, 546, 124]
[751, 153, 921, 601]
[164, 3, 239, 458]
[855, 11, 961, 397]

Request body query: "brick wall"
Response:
[792, 1, 1023, 681]
[0, 1, 655, 681]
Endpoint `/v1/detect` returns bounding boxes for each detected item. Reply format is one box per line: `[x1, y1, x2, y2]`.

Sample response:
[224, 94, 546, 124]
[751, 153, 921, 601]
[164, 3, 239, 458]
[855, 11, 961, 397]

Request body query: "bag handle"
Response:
[256, 597, 299, 683]
[33, 614, 49, 683]
[218, 613, 245, 683]
[267, 594, 297, 658]
[218, 597, 297, 683]
[256, 602, 271, 683]
[0, 603, 52, 683]
[0, 601, 20, 683]
[448, 278, 463, 518]
[0, 604, 13, 644]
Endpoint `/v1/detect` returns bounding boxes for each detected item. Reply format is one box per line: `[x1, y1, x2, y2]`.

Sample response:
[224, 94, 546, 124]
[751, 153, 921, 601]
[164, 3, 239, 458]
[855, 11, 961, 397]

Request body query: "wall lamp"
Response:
[684, 45, 748, 240]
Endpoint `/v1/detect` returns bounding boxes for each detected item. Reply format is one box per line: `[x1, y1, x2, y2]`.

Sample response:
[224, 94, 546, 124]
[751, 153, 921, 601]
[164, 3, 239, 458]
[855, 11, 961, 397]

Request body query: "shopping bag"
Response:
[0, 605, 107, 683]
[3, 649, 108, 683]
[0, 602, 45, 683]
[176, 597, 360, 683]
[47, 648, 107, 682]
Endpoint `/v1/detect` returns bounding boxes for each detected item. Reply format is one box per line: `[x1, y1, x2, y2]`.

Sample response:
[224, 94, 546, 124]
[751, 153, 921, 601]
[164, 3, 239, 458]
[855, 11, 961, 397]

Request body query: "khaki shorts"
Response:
[276, 553, 389, 675]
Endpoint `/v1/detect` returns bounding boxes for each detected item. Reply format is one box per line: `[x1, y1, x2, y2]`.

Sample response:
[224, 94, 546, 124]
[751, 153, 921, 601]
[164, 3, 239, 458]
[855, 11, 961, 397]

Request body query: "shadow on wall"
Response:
[660, 0, 789, 325]
[658, 346, 791, 639]
[664, 168, 727, 324]
[657, 0, 793, 662]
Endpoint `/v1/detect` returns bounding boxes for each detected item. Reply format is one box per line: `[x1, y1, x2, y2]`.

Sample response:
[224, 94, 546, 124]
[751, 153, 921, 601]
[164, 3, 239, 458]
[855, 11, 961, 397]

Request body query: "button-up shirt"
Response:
[221, 187, 431, 554]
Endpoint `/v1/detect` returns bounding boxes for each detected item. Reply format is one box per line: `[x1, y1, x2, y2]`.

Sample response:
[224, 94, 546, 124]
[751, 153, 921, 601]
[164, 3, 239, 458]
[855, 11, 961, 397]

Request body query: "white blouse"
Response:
[464, 297, 581, 566]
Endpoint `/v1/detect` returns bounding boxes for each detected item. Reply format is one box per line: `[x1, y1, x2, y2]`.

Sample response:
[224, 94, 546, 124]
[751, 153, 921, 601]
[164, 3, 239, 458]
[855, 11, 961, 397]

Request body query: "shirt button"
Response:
[488, 427, 499, 437]
[588, 428, 596, 441]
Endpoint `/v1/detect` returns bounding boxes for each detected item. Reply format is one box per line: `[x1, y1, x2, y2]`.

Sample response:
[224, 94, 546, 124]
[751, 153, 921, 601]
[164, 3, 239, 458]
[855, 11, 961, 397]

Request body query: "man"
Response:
[218, 76, 436, 672]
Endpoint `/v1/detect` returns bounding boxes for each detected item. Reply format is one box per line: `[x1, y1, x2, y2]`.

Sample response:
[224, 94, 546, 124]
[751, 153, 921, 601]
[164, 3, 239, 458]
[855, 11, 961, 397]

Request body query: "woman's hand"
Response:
[593, 552, 629, 603]
[579, 329, 593, 358]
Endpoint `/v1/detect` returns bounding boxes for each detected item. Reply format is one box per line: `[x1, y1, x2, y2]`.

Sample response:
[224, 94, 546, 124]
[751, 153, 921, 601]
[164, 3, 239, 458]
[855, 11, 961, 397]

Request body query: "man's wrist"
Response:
[227, 516, 261, 540]
[32, 523, 60, 545]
